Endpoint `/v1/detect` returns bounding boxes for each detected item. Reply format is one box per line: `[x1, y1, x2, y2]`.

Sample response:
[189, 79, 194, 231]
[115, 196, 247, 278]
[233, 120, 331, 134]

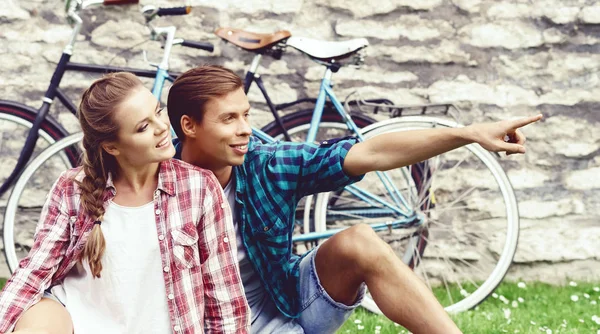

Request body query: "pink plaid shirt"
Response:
[0, 159, 250, 333]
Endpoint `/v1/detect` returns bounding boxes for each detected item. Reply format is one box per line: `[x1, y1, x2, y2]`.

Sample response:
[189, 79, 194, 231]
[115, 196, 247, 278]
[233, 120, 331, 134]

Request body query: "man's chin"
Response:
[230, 158, 245, 166]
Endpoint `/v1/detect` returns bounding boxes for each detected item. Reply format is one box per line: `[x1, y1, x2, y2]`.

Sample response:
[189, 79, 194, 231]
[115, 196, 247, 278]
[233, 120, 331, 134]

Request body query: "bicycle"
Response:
[215, 29, 520, 314]
[0, 0, 214, 269]
[2, 3, 520, 315]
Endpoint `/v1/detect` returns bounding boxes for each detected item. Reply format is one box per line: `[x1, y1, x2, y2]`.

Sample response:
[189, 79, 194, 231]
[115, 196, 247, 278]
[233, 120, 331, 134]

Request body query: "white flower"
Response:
[357, 324, 364, 330]
[530, 321, 536, 325]
[492, 293, 499, 298]
[460, 289, 469, 297]
[593, 287, 599, 292]
[499, 295, 510, 304]
[584, 293, 590, 299]
[571, 295, 579, 302]
[591, 300, 597, 305]
[354, 320, 362, 324]
[503, 308, 511, 319]
[512, 300, 519, 308]
[517, 282, 527, 289]
[518, 297, 525, 303]
[375, 326, 382, 330]
[579, 319, 584, 323]
[569, 281, 578, 287]
[546, 329, 552, 334]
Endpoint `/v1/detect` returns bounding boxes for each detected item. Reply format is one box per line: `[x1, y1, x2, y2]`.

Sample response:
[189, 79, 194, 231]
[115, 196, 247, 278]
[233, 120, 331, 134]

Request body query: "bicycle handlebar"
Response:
[157, 6, 192, 16]
[103, 0, 139, 5]
[180, 40, 214, 52]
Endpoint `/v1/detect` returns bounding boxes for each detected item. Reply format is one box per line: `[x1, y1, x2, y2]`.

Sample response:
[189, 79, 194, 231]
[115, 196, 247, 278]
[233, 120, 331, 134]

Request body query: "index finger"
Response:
[510, 114, 543, 129]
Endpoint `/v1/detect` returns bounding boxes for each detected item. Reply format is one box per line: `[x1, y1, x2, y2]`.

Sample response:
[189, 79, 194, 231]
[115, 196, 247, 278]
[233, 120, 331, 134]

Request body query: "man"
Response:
[167, 65, 541, 334]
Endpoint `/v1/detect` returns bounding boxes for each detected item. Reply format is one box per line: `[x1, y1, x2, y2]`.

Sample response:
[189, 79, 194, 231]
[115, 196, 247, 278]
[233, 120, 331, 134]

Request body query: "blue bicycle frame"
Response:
[249, 66, 420, 243]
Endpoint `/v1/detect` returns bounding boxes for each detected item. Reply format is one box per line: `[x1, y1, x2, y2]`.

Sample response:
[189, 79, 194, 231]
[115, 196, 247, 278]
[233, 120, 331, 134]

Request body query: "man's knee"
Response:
[329, 224, 390, 265]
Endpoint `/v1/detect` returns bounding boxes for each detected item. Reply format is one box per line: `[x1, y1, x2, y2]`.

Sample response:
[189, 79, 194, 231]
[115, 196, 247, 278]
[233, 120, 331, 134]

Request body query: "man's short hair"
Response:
[167, 65, 243, 141]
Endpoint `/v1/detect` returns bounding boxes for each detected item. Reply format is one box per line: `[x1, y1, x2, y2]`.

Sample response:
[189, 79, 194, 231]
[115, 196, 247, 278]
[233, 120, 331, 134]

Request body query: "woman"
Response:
[0, 73, 250, 334]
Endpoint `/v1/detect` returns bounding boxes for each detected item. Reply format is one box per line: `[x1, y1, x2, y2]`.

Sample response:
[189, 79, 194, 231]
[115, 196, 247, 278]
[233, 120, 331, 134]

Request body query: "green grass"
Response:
[2, 279, 599, 333]
[339, 281, 600, 333]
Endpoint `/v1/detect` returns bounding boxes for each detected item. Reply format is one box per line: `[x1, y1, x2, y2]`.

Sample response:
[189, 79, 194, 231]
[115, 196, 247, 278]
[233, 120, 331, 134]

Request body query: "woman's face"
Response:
[106, 86, 175, 167]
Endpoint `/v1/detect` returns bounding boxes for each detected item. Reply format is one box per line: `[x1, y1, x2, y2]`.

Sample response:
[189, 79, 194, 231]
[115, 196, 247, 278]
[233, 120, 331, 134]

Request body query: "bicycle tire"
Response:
[260, 107, 376, 139]
[0, 101, 79, 177]
[3, 132, 83, 273]
[313, 116, 519, 314]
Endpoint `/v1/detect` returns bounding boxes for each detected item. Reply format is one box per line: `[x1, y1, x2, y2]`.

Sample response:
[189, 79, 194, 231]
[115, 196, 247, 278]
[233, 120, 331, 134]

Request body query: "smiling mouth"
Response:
[230, 144, 248, 150]
[156, 136, 170, 148]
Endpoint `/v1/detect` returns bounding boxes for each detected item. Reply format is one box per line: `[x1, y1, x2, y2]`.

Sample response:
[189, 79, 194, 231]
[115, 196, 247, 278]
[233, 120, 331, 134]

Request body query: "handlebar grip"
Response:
[157, 6, 192, 16]
[181, 40, 214, 53]
[103, 0, 139, 5]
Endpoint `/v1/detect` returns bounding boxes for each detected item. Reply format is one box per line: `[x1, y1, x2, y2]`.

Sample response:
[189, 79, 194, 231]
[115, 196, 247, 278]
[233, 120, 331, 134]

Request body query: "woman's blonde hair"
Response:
[77, 72, 143, 278]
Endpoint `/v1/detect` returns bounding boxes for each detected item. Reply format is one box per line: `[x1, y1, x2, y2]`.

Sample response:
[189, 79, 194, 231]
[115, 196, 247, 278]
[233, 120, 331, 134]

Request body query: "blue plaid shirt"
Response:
[175, 136, 363, 318]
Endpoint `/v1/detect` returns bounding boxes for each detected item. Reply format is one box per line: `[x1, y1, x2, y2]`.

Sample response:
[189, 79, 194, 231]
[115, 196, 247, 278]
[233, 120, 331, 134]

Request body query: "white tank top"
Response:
[51, 200, 171, 334]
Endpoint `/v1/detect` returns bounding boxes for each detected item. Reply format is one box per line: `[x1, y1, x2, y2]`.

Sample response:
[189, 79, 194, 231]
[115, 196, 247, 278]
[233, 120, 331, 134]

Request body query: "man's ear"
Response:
[102, 142, 120, 157]
[181, 115, 197, 139]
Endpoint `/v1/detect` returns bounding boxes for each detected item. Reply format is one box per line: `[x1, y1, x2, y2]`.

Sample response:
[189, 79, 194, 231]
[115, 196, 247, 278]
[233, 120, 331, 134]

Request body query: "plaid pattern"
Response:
[175, 135, 362, 318]
[0, 159, 250, 333]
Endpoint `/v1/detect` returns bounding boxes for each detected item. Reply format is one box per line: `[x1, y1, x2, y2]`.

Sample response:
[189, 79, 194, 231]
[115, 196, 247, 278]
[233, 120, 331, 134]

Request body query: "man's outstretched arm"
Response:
[343, 114, 543, 177]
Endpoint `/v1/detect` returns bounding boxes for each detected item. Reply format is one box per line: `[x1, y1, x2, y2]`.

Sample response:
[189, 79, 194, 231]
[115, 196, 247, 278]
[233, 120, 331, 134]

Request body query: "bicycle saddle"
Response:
[215, 27, 291, 52]
[286, 36, 368, 62]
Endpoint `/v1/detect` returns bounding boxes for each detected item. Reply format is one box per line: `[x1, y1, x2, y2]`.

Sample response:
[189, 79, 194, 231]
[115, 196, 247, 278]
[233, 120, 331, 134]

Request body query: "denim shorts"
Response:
[251, 245, 366, 334]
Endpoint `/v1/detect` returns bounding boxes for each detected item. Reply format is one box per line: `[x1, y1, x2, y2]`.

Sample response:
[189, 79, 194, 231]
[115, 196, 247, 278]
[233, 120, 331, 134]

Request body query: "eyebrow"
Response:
[218, 108, 251, 120]
[135, 101, 161, 128]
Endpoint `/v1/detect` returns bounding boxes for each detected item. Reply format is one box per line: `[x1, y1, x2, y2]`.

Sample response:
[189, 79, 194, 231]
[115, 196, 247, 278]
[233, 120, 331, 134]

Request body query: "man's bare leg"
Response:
[315, 224, 462, 334]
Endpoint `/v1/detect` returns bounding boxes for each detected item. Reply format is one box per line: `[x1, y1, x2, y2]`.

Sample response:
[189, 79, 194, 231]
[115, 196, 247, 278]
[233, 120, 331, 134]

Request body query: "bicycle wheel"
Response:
[261, 108, 376, 253]
[313, 116, 519, 313]
[0, 102, 79, 273]
[0, 101, 78, 187]
[3, 132, 83, 273]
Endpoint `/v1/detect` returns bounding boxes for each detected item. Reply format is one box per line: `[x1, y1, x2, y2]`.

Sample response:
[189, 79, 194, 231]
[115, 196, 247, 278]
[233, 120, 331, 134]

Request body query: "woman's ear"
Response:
[102, 142, 120, 157]
[181, 115, 197, 139]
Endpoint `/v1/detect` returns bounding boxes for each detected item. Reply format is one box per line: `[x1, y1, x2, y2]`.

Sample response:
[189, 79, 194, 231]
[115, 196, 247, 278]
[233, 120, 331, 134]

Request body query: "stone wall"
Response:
[0, 0, 599, 282]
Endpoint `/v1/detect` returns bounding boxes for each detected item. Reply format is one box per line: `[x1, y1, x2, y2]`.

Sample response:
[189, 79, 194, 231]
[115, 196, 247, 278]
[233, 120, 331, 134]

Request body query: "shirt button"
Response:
[223, 237, 229, 243]
[263, 226, 269, 232]
[220, 202, 227, 209]
[158, 235, 165, 241]
[154, 190, 160, 197]
[155, 209, 161, 215]
[163, 266, 170, 272]
[174, 325, 181, 332]
[69, 216, 77, 223]
[168, 293, 174, 300]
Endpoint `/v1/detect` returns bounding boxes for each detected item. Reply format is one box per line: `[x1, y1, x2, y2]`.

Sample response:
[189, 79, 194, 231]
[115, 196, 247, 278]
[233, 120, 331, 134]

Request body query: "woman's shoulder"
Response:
[55, 166, 85, 190]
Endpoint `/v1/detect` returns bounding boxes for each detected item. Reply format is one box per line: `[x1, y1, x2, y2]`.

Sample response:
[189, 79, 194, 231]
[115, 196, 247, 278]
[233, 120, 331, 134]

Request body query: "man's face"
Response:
[187, 87, 252, 170]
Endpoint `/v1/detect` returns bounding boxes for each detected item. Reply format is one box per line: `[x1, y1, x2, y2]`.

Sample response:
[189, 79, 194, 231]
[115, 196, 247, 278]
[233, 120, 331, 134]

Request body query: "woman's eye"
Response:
[157, 107, 164, 115]
[138, 124, 148, 132]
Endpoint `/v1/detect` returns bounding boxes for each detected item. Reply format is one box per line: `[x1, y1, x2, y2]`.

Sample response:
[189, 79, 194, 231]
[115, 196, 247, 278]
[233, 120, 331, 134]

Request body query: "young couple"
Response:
[0, 65, 541, 334]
